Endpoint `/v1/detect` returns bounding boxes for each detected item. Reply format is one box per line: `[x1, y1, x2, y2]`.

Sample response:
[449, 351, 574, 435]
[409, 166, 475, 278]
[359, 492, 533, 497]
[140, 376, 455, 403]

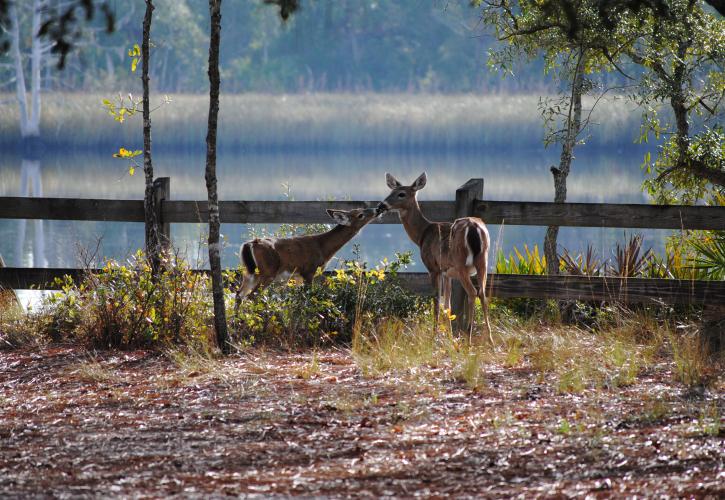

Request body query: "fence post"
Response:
[451, 178, 484, 334]
[153, 177, 171, 250]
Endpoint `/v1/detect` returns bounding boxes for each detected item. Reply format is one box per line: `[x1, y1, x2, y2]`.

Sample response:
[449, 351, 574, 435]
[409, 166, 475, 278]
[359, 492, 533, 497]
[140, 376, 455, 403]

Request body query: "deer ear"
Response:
[412, 172, 427, 191]
[386, 173, 403, 189]
[326, 209, 351, 226]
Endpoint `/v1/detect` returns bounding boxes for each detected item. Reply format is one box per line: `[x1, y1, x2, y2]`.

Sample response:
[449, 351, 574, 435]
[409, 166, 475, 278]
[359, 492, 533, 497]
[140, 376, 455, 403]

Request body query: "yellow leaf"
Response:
[129, 167, 135, 176]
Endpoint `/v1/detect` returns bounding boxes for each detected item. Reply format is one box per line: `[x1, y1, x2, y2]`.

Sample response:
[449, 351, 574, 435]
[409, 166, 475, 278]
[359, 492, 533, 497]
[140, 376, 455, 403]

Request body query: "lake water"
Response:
[1, 146, 668, 282]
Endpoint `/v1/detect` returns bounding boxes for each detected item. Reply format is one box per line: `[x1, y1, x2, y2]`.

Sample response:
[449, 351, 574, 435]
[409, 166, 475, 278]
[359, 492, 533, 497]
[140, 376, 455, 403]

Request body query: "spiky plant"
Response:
[559, 245, 604, 276]
[609, 234, 652, 278]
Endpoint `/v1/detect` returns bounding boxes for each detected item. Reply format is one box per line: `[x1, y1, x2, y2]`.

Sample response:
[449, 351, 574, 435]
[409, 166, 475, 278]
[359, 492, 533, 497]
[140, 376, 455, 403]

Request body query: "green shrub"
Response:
[495, 244, 546, 275]
[229, 251, 424, 346]
[40, 251, 213, 349]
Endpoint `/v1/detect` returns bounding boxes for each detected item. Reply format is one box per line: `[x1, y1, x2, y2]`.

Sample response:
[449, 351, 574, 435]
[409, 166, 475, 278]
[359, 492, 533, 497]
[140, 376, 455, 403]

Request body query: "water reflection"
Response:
[0, 148, 666, 273]
[15, 158, 46, 268]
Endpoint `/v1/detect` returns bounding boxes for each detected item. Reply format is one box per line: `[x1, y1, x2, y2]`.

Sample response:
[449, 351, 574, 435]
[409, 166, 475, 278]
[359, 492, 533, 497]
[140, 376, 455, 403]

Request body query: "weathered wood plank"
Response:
[162, 200, 455, 224]
[0, 268, 88, 289]
[2, 197, 724, 230]
[3, 267, 723, 305]
[487, 274, 725, 304]
[474, 200, 725, 229]
[395, 273, 725, 304]
[0, 198, 145, 222]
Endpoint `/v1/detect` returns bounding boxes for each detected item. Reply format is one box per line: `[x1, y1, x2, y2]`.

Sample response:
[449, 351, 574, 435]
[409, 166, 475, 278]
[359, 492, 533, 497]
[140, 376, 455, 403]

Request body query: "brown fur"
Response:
[235, 208, 379, 302]
[378, 173, 492, 341]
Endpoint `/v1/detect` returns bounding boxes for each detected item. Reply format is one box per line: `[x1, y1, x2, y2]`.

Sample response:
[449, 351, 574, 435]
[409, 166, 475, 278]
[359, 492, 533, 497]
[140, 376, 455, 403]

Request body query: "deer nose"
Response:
[376, 202, 388, 213]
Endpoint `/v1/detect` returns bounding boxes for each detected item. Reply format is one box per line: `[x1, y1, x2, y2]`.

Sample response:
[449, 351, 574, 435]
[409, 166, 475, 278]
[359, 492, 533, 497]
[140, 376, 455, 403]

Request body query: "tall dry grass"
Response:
[0, 93, 642, 150]
[352, 306, 719, 391]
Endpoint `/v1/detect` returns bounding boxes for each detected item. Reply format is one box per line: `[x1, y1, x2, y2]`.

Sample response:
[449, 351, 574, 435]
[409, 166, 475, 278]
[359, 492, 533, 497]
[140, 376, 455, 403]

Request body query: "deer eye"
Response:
[357, 214, 364, 219]
[398, 192, 406, 198]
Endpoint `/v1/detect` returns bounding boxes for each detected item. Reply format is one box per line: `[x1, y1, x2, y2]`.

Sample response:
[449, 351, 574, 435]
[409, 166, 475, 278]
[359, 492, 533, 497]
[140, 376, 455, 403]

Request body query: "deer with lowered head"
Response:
[235, 207, 380, 303]
[377, 172, 492, 342]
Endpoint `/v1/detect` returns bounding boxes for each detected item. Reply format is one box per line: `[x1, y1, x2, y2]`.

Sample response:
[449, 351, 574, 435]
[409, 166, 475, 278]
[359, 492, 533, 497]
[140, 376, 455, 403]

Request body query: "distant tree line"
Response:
[0, 0, 536, 94]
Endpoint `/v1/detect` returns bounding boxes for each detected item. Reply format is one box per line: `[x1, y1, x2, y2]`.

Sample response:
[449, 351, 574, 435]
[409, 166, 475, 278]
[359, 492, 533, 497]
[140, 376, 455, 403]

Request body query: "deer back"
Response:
[267, 235, 328, 277]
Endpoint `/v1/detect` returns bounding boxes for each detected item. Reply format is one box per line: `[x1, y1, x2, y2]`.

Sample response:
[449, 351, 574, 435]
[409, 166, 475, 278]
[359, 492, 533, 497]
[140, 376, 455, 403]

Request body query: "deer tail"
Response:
[241, 242, 257, 275]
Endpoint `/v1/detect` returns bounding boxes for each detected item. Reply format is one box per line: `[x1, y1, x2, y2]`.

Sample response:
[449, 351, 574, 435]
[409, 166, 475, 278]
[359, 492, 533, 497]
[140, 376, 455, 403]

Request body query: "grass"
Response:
[0, 246, 719, 393]
[293, 352, 321, 380]
[0, 294, 44, 350]
[351, 304, 719, 392]
[0, 92, 642, 151]
[69, 357, 115, 383]
[670, 328, 713, 386]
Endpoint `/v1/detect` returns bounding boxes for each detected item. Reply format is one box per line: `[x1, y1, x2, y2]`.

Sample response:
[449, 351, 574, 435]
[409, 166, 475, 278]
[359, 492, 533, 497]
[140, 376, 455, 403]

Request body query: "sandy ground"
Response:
[0, 346, 723, 498]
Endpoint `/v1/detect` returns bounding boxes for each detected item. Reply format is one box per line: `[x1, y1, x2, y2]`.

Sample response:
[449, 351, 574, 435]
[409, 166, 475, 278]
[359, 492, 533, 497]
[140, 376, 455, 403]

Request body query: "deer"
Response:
[377, 172, 493, 342]
[234, 207, 380, 305]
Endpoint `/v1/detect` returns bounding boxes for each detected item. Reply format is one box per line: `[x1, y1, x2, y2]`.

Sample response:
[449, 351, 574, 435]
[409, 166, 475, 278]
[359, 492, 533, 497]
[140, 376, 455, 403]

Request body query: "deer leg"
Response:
[233, 271, 246, 322]
[234, 273, 258, 327]
[301, 270, 319, 286]
[477, 254, 493, 344]
[443, 274, 453, 311]
[442, 274, 453, 332]
[250, 276, 274, 298]
[238, 273, 259, 300]
[430, 271, 441, 332]
[459, 274, 478, 342]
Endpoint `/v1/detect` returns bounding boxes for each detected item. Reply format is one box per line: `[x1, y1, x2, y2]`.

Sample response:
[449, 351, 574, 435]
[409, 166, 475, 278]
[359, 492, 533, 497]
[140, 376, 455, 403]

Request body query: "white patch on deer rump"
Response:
[464, 226, 474, 266]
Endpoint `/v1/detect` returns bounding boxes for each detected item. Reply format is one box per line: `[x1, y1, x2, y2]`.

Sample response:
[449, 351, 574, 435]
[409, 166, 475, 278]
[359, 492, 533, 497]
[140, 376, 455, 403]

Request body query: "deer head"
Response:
[377, 172, 427, 213]
[326, 207, 380, 228]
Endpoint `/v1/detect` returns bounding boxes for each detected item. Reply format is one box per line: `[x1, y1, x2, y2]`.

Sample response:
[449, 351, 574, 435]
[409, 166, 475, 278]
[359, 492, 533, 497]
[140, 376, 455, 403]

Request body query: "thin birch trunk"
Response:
[206, 0, 229, 353]
[28, 0, 42, 136]
[9, 3, 29, 137]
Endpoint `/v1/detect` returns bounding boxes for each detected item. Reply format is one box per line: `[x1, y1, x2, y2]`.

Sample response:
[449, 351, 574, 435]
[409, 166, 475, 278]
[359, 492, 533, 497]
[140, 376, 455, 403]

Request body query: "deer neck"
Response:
[398, 200, 432, 248]
[315, 224, 360, 261]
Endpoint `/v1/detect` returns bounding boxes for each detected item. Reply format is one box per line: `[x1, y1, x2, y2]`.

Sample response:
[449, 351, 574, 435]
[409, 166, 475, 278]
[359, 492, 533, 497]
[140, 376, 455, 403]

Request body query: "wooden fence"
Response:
[1, 177, 724, 312]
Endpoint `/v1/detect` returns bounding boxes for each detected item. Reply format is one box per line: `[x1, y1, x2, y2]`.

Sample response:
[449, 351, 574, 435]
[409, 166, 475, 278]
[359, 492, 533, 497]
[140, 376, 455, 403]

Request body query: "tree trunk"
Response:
[206, 0, 229, 353]
[28, 0, 43, 136]
[544, 51, 584, 275]
[8, 3, 29, 138]
[671, 39, 690, 172]
[142, 0, 161, 271]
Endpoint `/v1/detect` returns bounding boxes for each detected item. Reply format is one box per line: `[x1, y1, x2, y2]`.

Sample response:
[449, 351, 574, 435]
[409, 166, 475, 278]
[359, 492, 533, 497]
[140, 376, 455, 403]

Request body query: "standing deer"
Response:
[235, 207, 380, 303]
[377, 172, 492, 342]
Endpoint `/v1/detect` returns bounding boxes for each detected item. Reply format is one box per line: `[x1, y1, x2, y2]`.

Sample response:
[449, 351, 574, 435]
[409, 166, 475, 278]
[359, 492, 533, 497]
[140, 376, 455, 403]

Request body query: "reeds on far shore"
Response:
[0, 93, 642, 151]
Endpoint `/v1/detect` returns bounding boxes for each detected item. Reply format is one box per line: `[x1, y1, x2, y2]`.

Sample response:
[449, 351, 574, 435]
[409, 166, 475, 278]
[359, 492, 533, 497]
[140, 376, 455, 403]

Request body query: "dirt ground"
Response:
[0, 346, 723, 498]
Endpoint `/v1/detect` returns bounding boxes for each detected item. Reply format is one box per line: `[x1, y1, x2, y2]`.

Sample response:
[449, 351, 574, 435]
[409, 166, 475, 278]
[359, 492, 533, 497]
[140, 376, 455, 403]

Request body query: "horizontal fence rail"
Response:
[2, 177, 724, 313]
[2, 267, 724, 305]
[472, 200, 725, 230]
[2, 196, 724, 229]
